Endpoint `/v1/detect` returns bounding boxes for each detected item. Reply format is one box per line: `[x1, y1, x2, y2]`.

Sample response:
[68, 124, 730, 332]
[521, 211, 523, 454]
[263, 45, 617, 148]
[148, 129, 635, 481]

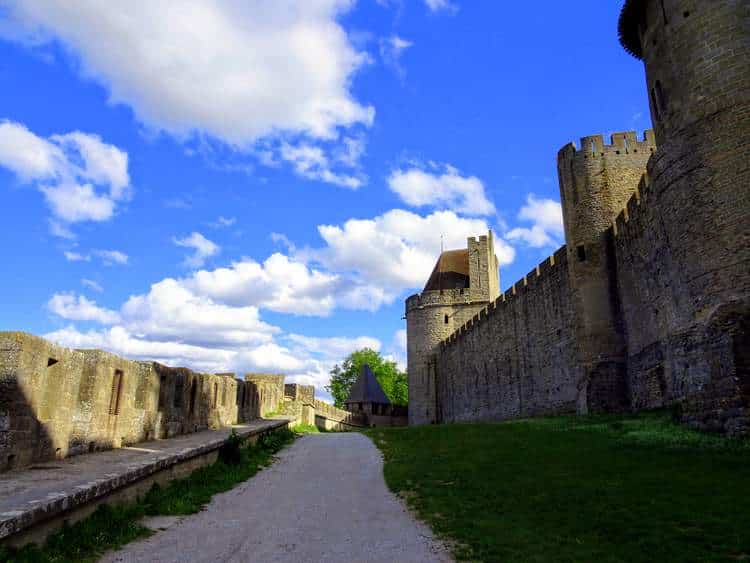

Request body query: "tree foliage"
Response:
[325, 348, 407, 408]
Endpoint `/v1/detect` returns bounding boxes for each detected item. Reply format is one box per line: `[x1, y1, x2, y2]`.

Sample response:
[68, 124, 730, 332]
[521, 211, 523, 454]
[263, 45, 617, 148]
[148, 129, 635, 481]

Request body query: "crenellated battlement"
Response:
[440, 246, 568, 350]
[611, 172, 653, 238]
[405, 287, 479, 313]
[557, 130, 656, 163]
[407, 0, 750, 434]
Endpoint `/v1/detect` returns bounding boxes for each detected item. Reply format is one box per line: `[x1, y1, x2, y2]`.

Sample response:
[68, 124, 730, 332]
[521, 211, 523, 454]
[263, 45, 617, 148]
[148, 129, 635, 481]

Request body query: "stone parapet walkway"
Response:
[0, 418, 290, 543]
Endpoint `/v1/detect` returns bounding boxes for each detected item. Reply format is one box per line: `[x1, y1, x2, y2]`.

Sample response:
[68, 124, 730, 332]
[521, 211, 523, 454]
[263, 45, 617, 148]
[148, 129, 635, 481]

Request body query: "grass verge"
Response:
[365, 411, 750, 563]
[0, 427, 297, 563]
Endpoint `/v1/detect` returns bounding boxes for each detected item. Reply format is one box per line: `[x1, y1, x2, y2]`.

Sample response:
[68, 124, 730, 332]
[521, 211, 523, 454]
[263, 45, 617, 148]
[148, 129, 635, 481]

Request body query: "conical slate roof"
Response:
[345, 364, 390, 405]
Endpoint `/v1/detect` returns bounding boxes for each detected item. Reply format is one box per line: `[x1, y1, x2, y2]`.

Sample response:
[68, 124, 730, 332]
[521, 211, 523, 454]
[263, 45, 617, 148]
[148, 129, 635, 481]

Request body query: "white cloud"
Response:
[187, 253, 339, 316]
[63, 248, 129, 265]
[286, 334, 381, 360]
[1, 2, 373, 145]
[173, 232, 220, 268]
[81, 278, 103, 293]
[384, 328, 407, 371]
[388, 164, 496, 216]
[279, 141, 364, 189]
[64, 251, 90, 262]
[48, 293, 120, 324]
[209, 216, 236, 229]
[0, 120, 130, 234]
[45, 325, 239, 373]
[120, 278, 276, 347]
[506, 195, 564, 248]
[379, 35, 413, 78]
[94, 249, 129, 265]
[424, 0, 457, 13]
[313, 209, 513, 294]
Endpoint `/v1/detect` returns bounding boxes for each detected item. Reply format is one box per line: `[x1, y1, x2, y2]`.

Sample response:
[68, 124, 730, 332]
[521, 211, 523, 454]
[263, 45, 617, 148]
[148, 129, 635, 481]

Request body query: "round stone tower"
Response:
[405, 233, 500, 425]
[619, 0, 750, 328]
[557, 130, 655, 411]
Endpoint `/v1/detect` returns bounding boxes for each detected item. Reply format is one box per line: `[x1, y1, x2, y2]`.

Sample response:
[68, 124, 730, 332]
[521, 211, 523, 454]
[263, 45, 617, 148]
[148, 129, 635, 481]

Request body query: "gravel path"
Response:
[102, 432, 452, 563]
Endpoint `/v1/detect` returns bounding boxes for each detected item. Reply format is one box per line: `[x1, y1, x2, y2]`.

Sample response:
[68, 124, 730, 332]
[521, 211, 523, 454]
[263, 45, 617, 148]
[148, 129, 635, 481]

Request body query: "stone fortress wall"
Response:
[407, 0, 750, 434]
[0, 332, 351, 472]
[434, 247, 578, 423]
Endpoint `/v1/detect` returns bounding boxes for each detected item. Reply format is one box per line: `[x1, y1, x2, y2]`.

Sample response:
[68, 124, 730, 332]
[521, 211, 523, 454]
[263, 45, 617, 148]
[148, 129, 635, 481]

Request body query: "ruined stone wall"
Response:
[434, 248, 578, 423]
[244, 374, 285, 418]
[0, 332, 277, 472]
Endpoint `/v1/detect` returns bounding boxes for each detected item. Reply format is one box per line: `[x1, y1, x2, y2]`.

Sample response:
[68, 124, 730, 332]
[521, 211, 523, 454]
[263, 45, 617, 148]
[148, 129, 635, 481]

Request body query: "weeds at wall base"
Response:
[0, 427, 297, 563]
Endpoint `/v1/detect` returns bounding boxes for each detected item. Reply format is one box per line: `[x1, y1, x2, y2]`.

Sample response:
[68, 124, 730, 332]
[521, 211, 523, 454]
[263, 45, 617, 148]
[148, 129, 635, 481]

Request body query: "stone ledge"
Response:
[0, 418, 290, 544]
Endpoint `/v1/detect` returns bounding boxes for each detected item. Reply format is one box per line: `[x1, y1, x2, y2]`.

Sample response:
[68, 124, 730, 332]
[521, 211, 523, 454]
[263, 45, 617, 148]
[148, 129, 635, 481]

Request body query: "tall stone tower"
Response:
[618, 0, 750, 423]
[557, 130, 656, 410]
[405, 232, 500, 425]
[618, 0, 750, 319]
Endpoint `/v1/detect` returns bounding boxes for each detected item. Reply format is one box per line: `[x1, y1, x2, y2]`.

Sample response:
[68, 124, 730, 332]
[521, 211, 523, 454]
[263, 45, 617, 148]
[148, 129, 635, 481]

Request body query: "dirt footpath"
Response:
[102, 432, 452, 563]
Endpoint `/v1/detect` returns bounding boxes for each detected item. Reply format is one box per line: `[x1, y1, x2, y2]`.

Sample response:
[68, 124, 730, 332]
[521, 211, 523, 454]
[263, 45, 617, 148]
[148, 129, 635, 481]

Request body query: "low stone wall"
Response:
[0, 418, 290, 547]
[0, 332, 285, 472]
[312, 399, 366, 430]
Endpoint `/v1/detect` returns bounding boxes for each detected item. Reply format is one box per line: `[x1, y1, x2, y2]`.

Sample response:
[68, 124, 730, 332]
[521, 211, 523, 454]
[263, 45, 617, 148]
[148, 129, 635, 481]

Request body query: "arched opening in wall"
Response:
[734, 316, 750, 404]
[189, 380, 197, 415]
[577, 245, 587, 262]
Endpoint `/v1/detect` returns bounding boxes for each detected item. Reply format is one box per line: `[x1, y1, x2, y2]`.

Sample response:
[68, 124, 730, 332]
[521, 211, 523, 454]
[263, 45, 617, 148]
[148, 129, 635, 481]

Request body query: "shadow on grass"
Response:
[365, 411, 750, 563]
[0, 427, 297, 563]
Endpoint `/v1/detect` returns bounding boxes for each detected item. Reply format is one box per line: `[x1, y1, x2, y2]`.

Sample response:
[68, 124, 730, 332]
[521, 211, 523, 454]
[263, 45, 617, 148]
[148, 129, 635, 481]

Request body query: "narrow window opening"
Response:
[7, 454, 16, 470]
[577, 245, 587, 262]
[47, 357, 58, 367]
[655, 80, 666, 112]
[174, 376, 184, 409]
[444, 314, 449, 324]
[659, 0, 668, 24]
[158, 375, 167, 408]
[189, 380, 198, 414]
[109, 369, 124, 415]
[213, 382, 219, 408]
[651, 87, 662, 121]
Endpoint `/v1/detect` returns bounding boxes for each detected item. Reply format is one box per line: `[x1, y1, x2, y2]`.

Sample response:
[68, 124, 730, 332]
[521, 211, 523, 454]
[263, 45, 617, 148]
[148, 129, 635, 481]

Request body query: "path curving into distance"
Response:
[103, 432, 452, 563]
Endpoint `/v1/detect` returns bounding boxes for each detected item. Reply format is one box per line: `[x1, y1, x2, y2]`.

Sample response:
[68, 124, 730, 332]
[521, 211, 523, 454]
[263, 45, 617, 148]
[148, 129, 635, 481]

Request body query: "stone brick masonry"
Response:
[406, 0, 750, 435]
[0, 331, 288, 472]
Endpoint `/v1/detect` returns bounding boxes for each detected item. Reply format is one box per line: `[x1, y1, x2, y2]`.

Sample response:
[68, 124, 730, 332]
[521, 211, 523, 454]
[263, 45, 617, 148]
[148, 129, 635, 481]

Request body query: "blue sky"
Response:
[0, 1, 649, 400]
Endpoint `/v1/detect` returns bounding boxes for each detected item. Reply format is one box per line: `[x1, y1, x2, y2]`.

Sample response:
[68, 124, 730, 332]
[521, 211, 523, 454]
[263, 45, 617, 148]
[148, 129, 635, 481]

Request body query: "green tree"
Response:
[325, 348, 408, 408]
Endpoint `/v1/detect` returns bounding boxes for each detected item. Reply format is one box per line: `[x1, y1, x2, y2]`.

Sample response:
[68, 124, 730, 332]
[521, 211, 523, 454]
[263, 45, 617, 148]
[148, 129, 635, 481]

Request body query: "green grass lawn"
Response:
[365, 412, 750, 563]
[0, 427, 297, 563]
